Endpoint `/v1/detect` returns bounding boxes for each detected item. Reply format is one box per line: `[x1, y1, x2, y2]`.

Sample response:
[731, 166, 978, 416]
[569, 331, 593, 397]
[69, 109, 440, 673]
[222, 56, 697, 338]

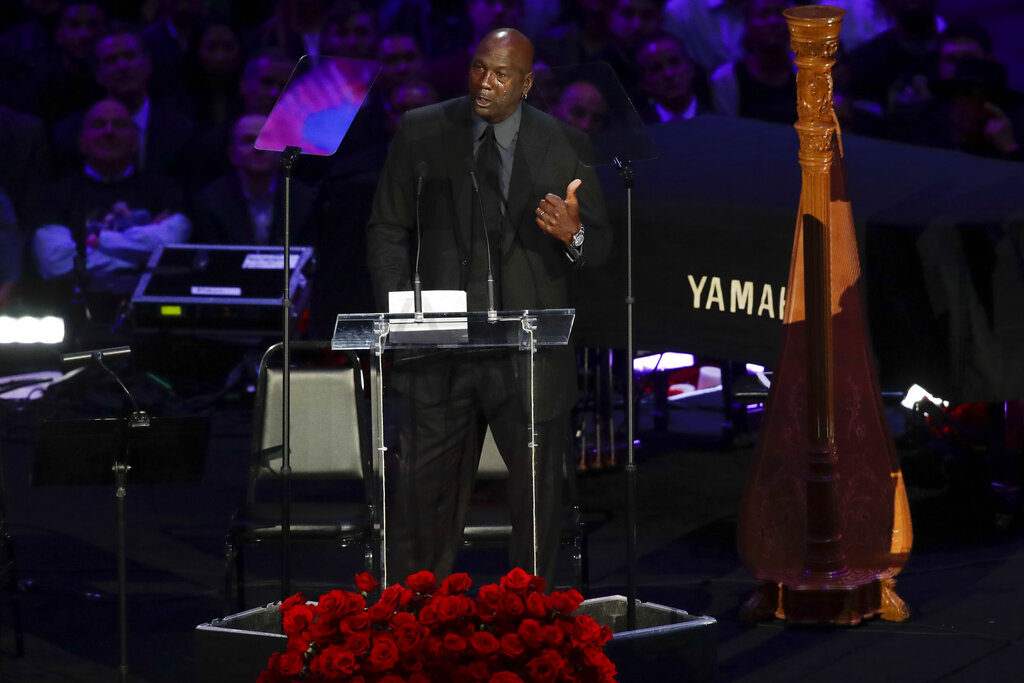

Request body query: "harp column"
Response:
[785, 4, 847, 579]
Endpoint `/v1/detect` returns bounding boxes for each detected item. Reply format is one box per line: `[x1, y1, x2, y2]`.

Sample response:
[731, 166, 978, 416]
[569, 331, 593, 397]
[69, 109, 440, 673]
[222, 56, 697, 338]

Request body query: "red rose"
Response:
[418, 603, 440, 627]
[279, 592, 307, 613]
[317, 589, 350, 619]
[256, 669, 285, 683]
[395, 622, 426, 652]
[570, 614, 601, 646]
[597, 624, 613, 646]
[379, 676, 406, 683]
[409, 673, 431, 683]
[343, 612, 371, 634]
[345, 592, 367, 615]
[582, 645, 617, 679]
[546, 589, 583, 614]
[517, 619, 544, 648]
[368, 601, 394, 622]
[525, 592, 548, 618]
[272, 650, 305, 677]
[437, 594, 466, 622]
[346, 631, 372, 656]
[309, 614, 339, 641]
[404, 570, 437, 594]
[499, 568, 532, 593]
[439, 572, 473, 595]
[528, 575, 546, 593]
[282, 604, 315, 638]
[468, 660, 491, 681]
[542, 624, 564, 646]
[367, 634, 400, 671]
[469, 630, 500, 656]
[443, 632, 468, 653]
[500, 633, 525, 658]
[488, 673, 525, 683]
[524, 650, 564, 683]
[500, 593, 524, 619]
[477, 584, 504, 611]
[391, 611, 416, 627]
[354, 572, 379, 593]
[311, 644, 357, 676]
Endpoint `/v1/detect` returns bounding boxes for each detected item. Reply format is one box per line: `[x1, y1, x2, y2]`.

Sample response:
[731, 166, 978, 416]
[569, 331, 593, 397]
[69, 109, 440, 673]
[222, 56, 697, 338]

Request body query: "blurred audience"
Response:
[554, 79, 610, 133]
[320, 0, 379, 58]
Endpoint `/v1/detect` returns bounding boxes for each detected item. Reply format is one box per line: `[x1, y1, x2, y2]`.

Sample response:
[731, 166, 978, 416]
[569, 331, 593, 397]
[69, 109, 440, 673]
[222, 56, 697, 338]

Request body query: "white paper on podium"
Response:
[387, 290, 468, 344]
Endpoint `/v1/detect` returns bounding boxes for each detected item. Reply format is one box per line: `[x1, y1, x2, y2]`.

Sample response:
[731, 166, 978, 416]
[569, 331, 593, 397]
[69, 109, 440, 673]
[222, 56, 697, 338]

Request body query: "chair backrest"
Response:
[249, 345, 370, 493]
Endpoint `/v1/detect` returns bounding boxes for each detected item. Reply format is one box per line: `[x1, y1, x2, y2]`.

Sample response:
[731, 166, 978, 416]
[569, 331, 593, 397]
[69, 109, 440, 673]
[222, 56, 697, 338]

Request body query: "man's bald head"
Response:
[468, 28, 535, 123]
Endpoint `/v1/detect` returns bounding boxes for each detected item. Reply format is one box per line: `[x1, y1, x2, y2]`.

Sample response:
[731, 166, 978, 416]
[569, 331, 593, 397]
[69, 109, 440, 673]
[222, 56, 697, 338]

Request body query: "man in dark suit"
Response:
[367, 28, 610, 586]
[190, 113, 314, 246]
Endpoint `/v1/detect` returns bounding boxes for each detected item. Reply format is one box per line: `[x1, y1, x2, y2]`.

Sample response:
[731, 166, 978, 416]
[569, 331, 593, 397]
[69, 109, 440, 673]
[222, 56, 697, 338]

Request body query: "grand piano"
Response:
[574, 115, 1024, 404]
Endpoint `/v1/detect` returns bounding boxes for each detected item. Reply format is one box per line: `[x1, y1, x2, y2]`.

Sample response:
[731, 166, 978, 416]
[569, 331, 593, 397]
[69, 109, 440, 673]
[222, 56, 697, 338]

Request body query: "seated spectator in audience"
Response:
[190, 113, 314, 246]
[0, 189, 20, 309]
[602, 0, 667, 87]
[663, 0, 747, 74]
[181, 14, 244, 129]
[30, 2, 107, 126]
[30, 99, 190, 293]
[847, 0, 941, 118]
[320, 1, 379, 60]
[535, 0, 623, 79]
[893, 58, 1022, 162]
[52, 24, 197, 179]
[249, 0, 329, 60]
[709, 0, 796, 125]
[143, 0, 210, 109]
[375, 32, 427, 95]
[553, 80, 610, 134]
[634, 33, 709, 123]
[936, 20, 995, 81]
[383, 78, 439, 135]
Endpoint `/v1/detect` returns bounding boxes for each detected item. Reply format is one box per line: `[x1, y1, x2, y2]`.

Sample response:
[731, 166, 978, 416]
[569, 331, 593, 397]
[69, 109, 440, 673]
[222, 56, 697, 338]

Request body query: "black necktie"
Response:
[468, 125, 503, 310]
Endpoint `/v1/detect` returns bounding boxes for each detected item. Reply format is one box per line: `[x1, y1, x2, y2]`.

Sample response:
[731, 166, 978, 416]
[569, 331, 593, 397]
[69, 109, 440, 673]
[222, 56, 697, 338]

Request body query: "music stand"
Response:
[32, 349, 208, 683]
[537, 62, 656, 628]
[255, 54, 379, 599]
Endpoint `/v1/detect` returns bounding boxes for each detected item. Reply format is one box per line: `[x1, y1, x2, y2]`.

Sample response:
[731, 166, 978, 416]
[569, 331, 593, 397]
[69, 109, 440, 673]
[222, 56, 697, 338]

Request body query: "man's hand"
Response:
[535, 178, 582, 243]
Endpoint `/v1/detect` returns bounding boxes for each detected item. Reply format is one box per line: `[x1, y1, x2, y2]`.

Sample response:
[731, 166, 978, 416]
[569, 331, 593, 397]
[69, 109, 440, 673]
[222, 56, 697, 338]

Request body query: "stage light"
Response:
[0, 316, 65, 344]
[900, 383, 948, 410]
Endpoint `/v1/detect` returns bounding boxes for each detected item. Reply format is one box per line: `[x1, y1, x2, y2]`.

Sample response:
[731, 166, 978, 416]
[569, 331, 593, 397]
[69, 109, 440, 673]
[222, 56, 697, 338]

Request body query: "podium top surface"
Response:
[331, 309, 575, 351]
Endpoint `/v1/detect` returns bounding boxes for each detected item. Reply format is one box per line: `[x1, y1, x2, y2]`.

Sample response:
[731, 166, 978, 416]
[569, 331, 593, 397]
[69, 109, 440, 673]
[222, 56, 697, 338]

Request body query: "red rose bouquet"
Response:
[256, 567, 617, 682]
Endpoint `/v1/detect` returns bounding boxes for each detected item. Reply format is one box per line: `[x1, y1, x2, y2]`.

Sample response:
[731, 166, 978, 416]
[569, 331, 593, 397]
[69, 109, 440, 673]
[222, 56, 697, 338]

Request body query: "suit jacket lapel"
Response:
[443, 98, 475, 259]
[503, 104, 549, 254]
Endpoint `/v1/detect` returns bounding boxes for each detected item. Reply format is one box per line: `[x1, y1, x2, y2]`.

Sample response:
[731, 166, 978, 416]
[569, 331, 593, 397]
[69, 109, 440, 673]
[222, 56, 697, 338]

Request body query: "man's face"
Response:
[79, 99, 138, 168]
[468, 33, 533, 124]
[386, 83, 437, 132]
[608, 0, 662, 51]
[198, 24, 241, 77]
[321, 11, 377, 59]
[638, 38, 696, 103]
[230, 115, 280, 175]
[744, 0, 789, 51]
[240, 57, 292, 114]
[55, 4, 105, 62]
[94, 33, 151, 97]
[378, 35, 424, 90]
[554, 81, 608, 134]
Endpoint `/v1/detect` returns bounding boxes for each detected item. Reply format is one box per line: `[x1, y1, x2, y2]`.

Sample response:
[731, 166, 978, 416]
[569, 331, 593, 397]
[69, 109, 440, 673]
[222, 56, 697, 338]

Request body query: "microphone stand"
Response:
[614, 156, 638, 630]
[465, 162, 498, 323]
[64, 347, 147, 683]
[279, 145, 301, 599]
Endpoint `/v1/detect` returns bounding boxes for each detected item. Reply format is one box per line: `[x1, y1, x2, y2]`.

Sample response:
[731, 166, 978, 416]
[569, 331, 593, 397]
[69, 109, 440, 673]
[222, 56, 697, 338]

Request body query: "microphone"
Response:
[61, 345, 132, 364]
[463, 155, 497, 322]
[414, 161, 428, 320]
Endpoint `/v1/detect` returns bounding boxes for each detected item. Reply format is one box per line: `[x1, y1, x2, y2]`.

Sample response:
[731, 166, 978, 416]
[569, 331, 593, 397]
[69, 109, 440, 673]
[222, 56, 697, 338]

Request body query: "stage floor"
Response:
[1, 381, 1022, 682]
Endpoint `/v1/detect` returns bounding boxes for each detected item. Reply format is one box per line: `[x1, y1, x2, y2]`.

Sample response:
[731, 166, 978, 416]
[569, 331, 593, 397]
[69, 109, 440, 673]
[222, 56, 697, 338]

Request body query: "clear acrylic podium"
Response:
[332, 309, 574, 586]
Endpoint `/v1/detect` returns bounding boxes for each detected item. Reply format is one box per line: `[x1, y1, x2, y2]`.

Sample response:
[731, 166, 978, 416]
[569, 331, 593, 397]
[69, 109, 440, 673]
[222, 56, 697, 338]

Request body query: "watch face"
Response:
[571, 227, 584, 247]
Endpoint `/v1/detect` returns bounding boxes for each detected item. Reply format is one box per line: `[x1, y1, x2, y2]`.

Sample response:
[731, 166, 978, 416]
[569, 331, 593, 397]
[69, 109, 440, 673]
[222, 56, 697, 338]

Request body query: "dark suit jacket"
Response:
[367, 97, 612, 420]
[190, 172, 314, 246]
